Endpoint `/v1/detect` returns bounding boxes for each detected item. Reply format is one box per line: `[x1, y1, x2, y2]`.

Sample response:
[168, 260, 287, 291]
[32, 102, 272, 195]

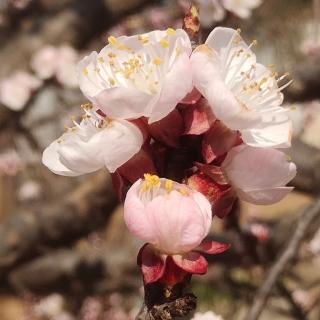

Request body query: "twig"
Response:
[246, 198, 320, 320]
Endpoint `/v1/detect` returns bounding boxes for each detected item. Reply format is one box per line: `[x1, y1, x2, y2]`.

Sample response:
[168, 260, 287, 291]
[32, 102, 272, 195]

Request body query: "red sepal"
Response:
[117, 148, 157, 184]
[159, 256, 189, 287]
[172, 252, 208, 275]
[180, 87, 202, 105]
[182, 98, 215, 135]
[138, 244, 166, 284]
[196, 241, 230, 255]
[148, 110, 184, 147]
[202, 121, 241, 163]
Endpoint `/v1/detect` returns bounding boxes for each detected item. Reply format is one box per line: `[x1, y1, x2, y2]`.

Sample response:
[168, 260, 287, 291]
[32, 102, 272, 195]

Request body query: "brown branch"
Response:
[136, 281, 196, 320]
[0, 171, 118, 279]
[246, 198, 320, 320]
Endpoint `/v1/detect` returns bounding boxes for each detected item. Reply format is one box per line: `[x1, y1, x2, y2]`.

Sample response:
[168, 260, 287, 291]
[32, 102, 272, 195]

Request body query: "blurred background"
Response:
[0, 0, 320, 319]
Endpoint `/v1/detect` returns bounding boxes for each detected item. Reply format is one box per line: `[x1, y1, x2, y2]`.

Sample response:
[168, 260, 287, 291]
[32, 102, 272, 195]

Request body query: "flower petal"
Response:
[77, 29, 192, 122]
[222, 145, 297, 204]
[237, 186, 294, 205]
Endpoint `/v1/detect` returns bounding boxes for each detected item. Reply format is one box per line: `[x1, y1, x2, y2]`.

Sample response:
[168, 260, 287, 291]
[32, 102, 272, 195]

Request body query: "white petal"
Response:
[42, 140, 82, 176]
[42, 118, 143, 176]
[222, 145, 296, 192]
[237, 187, 294, 205]
[77, 29, 192, 121]
[241, 110, 292, 148]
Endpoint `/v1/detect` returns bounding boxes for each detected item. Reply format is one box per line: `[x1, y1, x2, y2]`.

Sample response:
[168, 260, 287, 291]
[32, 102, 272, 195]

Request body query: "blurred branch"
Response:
[246, 198, 320, 320]
[8, 249, 108, 295]
[0, 171, 117, 279]
[286, 56, 320, 102]
[288, 139, 320, 194]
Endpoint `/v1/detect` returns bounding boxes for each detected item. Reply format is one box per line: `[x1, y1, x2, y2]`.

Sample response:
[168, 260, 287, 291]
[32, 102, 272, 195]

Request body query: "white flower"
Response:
[196, 0, 226, 27]
[42, 105, 143, 176]
[222, 0, 262, 19]
[77, 28, 193, 123]
[0, 71, 42, 111]
[192, 311, 224, 320]
[191, 27, 292, 148]
[221, 145, 297, 205]
[31, 45, 78, 88]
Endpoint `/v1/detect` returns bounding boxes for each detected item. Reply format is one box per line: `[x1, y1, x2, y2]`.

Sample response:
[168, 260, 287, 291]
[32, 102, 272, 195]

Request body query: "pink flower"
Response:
[0, 71, 42, 111]
[124, 174, 229, 284]
[191, 27, 292, 148]
[77, 28, 193, 123]
[221, 145, 297, 205]
[31, 45, 78, 88]
[0, 150, 25, 176]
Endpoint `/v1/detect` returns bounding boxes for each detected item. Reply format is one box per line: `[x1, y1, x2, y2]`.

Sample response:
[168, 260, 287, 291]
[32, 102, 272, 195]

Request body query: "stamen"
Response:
[153, 57, 163, 65]
[166, 28, 176, 36]
[108, 36, 118, 45]
[160, 38, 170, 48]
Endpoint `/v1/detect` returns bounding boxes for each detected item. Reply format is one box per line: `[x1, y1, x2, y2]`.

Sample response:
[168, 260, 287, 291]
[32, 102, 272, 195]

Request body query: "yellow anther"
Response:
[109, 78, 116, 86]
[153, 57, 163, 65]
[179, 188, 189, 196]
[98, 57, 105, 63]
[176, 47, 181, 55]
[108, 52, 117, 58]
[160, 38, 170, 48]
[108, 36, 118, 45]
[117, 43, 132, 51]
[165, 180, 173, 193]
[252, 40, 258, 46]
[81, 102, 93, 110]
[83, 68, 88, 76]
[190, 5, 199, 18]
[166, 28, 176, 36]
[236, 28, 241, 34]
[138, 35, 149, 44]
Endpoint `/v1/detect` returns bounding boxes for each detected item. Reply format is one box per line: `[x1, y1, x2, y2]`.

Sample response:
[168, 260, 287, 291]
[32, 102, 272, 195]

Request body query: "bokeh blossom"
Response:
[0, 71, 42, 111]
[192, 311, 224, 320]
[31, 45, 79, 88]
[0, 150, 25, 176]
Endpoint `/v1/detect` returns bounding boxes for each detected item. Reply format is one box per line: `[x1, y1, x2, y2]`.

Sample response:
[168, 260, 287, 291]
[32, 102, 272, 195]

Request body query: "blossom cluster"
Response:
[0, 45, 78, 111]
[194, 0, 263, 26]
[42, 23, 296, 285]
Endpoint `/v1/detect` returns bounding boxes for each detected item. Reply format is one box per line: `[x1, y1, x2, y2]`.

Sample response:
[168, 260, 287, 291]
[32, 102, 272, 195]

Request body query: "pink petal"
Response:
[124, 180, 158, 244]
[145, 190, 211, 254]
[237, 186, 294, 205]
[172, 252, 208, 274]
[196, 241, 230, 255]
[138, 244, 166, 284]
[148, 109, 184, 147]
